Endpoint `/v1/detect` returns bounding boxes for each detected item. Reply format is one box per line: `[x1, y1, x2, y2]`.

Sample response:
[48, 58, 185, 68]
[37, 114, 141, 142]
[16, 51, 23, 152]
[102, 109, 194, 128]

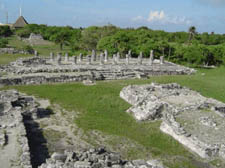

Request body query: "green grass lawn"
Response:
[0, 36, 71, 65]
[4, 66, 224, 168]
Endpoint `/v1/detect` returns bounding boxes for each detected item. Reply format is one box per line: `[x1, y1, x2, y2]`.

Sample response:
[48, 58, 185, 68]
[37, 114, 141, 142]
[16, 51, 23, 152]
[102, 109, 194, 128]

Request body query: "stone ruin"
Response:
[0, 50, 196, 86]
[0, 90, 165, 168]
[120, 83, 225, 160]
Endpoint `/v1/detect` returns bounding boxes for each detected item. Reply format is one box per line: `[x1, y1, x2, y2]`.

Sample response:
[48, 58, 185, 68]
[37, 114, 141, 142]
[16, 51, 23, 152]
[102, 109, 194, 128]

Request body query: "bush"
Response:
[0, 26, 13, 37]
[15, 28, 31, 38]
[23, 45, 34, 54]
[0, 38, 8, 48]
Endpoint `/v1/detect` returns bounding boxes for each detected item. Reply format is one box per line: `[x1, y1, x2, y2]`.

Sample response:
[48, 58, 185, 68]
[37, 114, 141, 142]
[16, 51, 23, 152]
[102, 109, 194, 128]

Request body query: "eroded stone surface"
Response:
[120, 83, 225, 159]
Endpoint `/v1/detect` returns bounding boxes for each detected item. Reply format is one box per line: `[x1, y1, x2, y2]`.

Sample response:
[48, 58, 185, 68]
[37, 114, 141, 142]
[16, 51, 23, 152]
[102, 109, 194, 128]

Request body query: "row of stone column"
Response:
[49, 50, 164, 65]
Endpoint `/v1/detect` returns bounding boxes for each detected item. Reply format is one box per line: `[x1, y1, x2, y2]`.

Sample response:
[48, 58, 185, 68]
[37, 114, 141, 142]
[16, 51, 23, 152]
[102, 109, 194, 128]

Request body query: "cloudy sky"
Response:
[0, 0, 225, 33]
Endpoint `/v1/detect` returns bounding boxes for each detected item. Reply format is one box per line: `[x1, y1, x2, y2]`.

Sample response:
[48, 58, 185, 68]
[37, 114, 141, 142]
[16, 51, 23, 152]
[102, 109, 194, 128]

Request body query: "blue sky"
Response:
[0, 0, 225, 33]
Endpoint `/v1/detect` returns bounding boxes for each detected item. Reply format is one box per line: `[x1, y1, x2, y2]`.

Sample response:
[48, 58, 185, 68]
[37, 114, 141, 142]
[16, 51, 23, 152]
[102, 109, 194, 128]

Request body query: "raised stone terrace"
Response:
[120, 83, 225, 160]
[0, 50, 195, 85]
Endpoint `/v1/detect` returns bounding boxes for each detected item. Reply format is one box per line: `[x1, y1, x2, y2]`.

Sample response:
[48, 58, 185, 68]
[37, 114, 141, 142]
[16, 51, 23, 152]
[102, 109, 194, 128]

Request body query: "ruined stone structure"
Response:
[0, 90, 166, 168]
[0, 90, 34, 168]
[0, 50, 195, 86]
[120, 83, 225, 159]
[39, 148, 165, 168]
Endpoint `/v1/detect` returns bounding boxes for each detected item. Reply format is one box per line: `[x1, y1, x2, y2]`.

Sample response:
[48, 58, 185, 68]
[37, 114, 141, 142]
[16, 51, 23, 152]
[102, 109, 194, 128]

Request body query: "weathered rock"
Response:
[120, 83, 225, 159]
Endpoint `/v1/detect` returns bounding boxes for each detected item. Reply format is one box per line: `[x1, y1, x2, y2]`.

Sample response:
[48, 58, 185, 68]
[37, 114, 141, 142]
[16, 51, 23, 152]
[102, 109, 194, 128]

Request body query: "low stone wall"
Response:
[0, 90, 33, 168]
[120, 83, 225, 159]
[0, 48, 28, 54]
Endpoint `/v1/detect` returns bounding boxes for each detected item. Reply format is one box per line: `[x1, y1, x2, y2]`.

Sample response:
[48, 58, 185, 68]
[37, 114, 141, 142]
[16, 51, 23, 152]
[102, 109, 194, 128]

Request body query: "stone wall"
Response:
[120, 83, 225, 159]
[0, 55, 196, 86]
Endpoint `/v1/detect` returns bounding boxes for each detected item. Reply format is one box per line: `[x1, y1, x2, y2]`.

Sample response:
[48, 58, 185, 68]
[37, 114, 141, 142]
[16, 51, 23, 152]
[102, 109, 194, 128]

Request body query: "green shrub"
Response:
[23, 45, 34, 54]
[0, 38, 8, 48]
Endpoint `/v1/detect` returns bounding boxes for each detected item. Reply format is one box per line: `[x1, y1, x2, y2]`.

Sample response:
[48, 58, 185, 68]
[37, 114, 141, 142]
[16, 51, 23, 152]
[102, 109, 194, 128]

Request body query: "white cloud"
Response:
[132, 10, 191, 25]
[147, 11, 165, 22]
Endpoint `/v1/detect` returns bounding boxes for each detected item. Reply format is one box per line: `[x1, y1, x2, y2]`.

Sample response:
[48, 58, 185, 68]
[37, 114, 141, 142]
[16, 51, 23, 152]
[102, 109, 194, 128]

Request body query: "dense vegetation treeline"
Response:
[0, 24, 225, 66]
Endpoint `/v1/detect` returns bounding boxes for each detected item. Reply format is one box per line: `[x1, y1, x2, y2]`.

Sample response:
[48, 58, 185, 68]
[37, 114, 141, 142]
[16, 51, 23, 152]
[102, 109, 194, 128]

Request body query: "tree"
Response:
[0, 26, 12, 37]
[51, 31, 71, 50]
[188, 26, 197, 43]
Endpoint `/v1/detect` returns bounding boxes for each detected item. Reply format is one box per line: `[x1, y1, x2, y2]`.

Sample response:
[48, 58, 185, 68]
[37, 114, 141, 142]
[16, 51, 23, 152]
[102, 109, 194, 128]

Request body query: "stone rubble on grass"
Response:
[120, 83, 225, 159]
[39, 147, 165, 168]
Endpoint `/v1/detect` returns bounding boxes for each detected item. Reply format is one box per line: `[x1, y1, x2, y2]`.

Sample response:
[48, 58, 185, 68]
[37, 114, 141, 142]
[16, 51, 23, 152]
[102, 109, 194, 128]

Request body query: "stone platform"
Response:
[0, 54, 195, 86]
[120, 83, 225, 159]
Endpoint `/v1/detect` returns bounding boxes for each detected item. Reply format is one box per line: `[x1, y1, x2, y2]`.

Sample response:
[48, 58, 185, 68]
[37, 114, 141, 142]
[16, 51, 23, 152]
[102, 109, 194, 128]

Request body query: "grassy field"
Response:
[3, 66, 224, 168]
[0, 36, 71, 65]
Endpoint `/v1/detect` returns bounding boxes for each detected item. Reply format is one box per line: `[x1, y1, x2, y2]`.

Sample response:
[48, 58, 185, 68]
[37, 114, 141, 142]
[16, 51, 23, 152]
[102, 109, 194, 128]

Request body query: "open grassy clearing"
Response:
[2, 67, 224, 168]
[0, 36, 71, 65]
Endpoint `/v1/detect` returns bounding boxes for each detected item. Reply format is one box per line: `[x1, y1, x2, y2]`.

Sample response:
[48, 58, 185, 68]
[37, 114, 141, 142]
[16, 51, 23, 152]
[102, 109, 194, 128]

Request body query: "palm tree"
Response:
[188, 26, 197, 44]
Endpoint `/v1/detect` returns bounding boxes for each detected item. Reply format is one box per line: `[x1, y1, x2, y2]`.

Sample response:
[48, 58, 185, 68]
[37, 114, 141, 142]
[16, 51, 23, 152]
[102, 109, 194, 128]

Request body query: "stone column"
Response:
[117, 52, 120, 63]
[78, 53, 83, 63]
[50, 52, 54, 62]
[92, 50, 96, 61]
[87, 55, 91, 65]
[72, 56, 77, 65]
[91, 53, 95, 64]
[100, 53, 104, 65]
[65, 53, 69, 62]
[34, 50, 38, 57]
[57, 53, 62, 65]
[126, 54, 129, 65]
[138, 52, 143, 65]
[128, 50, 132, 58]
[160, 56, 164, 64]
[113, 54, 117, 65]
[149, 50, 154, 65]
[104, 50, 108, 63]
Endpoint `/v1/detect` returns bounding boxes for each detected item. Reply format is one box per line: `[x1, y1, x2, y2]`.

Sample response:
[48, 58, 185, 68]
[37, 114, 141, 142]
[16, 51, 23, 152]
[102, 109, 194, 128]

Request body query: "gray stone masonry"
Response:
[34, 50, 38, 57]
[149, 50, 154, 65]
[65, 53, 69, 62]
[113, 54, 117, 65]
[126, 54, 129, 65]
[39, 147, 165, 168]
[56, 53, 62, 65]
[100, 53, 104, 65]
[87, 55, 91, 65]
[50, 52, 54, 62]
[160, 56, 164, 65]
[104, 50, 108, 63]
[0, 50, 196, 86]
[120, 83, 225, 160]
[117, 52, 120, 62]
[78, 53, 83, 63]
[72, 56, 77, 65]
[138, 52, 143, 65]
[92, 50, 96, 61]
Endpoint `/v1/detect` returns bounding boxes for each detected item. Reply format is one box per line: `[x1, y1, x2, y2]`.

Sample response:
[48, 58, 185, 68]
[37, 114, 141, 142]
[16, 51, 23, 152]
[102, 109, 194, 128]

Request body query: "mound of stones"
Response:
[39, 148, 164, 168]
[120, 83, 225, 159]
[0, 50, 196, 86]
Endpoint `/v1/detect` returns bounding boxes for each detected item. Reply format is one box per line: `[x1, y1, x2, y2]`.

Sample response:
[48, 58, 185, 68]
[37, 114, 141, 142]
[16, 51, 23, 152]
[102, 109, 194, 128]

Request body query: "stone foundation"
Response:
[0, 56, 196, 86]
[120, 83, 225, 159]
